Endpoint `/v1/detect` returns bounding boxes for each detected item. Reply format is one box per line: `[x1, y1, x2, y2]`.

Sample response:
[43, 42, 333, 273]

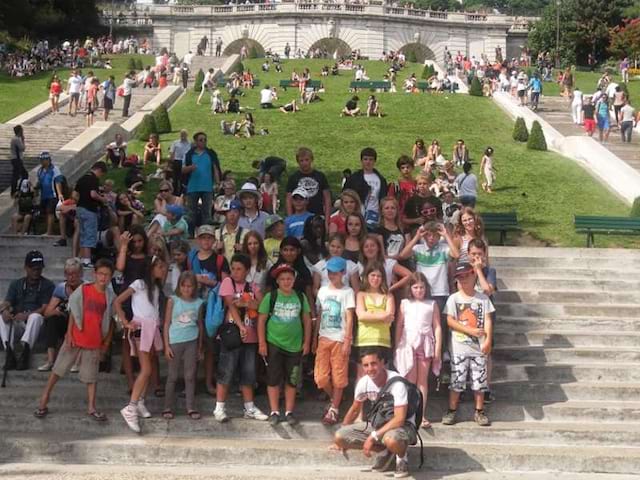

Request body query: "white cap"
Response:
[292, 187, 309, 199]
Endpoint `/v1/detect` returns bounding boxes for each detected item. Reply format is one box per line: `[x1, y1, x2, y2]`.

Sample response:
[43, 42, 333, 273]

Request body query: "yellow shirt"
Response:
[357, 294, 391, 348]
[264, 238, 281, 265]
[215, 225, 247, 264]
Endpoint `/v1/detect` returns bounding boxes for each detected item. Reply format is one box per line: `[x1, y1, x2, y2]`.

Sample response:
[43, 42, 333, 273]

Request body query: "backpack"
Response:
[204, 285, 223, 337]
[366, 376, 424, 468]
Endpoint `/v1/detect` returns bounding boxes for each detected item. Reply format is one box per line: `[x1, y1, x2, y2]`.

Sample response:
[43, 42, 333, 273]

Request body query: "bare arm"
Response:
[432, 302, 442, 360]
[114, 287, 136, 328]
[389, 263, 411, 293]
[43, 296, 62, 318]
[342, 400, 363, 426]
[322, 189, 331, 227]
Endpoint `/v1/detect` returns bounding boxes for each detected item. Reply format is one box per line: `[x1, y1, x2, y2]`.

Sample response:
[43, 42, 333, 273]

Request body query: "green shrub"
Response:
[135, 58, 144, 71]
[512, 117, 529, 142]
[421, 64, 435, 79]
[631, 197, 640, 218]
[527, 120, 547, 151]
[193, 69, 204, 92]
[127, 57, 137, 70]
[234, 61, 244, 74]
[469, 76, 483, 96]
[136, 114, 158, 141]
[249, 47, 259, 59]
[152, 104, 172, 134]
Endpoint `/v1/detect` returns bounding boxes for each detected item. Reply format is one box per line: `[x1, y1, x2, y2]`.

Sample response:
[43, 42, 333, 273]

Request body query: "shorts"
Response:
[70, 92, 80, 102]
[104, 97, 113, 111]
[77, 207, 98, 248]
[49, 93, 59, 100]
[584, 118, 596, 134]
[52, 344, 101, 384]
[87, 102, 95, 115]
[266, 342, 301, 387]
[597, 114, 610, 130]
[517, 89, 525, 98]
[314, 337, 349, 390]
[336, 421, 417, 449]
[458, 195, 476, 208]
[217, 342, 257, 386]
[450, 354, 488, 393]
[40, 197, 57, 215]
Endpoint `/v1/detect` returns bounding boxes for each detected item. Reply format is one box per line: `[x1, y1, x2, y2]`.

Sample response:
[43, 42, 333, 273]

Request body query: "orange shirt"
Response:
[72, 284, 106, 349]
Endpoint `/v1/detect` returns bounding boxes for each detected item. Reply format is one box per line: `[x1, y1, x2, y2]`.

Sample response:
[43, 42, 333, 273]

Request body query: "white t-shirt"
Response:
[170, 139, 192, 164]
[130, 279, 161, 320]
[621, 104, 636, 123]
[605, 82, 618, 99]
[572, 90, 583, 105]
[354, 369, 414, 426]
[260, 88, 274, 104]
[357, 258, 397, 288]
[364, 172, 381, 215]
[68, 76, 83, 94]
[316, 285, 356, 342]
[314, 258, 358, 288]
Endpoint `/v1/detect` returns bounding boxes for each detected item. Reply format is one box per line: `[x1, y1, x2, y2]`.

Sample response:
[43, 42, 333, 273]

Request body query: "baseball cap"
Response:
[196, 224, 216, 238]
[229, 199, 242, 211]
[25, 250, 45, 268]
[326, 256, 346, 273]
[39, 151, 51, 162]
[166, 204, 184, 218]
[454, 262, 474, 278]
[292, 187, 309, 199]
[265, 214, 283, 230]
[270, 263, 296, 279]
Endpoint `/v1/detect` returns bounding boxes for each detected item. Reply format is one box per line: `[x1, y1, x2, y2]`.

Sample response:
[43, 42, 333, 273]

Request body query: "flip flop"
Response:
[187, 410, 201, 420]
[34, 407, 49, 418]
[87, 411, 107, 422]
[162, 410, 175, 420]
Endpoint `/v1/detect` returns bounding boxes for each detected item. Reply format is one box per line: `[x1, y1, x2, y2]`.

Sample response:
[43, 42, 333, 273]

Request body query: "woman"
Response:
[144, 133, 162, 165]
[10, 125, 27, 198]
[242, 231, 272, 291]
[561, 67, 574, 98]
[147, 181, 184, 239]
[454, 162, 478, 208]
[412, 139, 428, 165]
[329, 189, 361, 234]
[49, 75, 62, 114]
[595, 94, 611, 144]
[116, 192, 145, 232]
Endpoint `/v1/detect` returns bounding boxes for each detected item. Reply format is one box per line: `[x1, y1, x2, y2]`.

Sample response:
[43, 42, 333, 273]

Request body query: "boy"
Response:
[285, 188, 313, 239]
[162, 204, 189, 242]
[258, 264, 312, 426]
[264, 214, 284, 264]
[215, 254, 268, 422]
[238, 182, 268, 238]
[314, 257, 355, 425]
[215, 199, 247, 264]
[442, 263, 494, 427]
[343, 148, 388, 230]
[34, 259, 115, 420]
[387, 155, 415, 216]
[286, 147, 331, 221]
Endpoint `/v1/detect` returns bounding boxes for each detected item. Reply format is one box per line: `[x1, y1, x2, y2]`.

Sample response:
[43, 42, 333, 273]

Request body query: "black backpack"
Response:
[267, 289, 305, 322]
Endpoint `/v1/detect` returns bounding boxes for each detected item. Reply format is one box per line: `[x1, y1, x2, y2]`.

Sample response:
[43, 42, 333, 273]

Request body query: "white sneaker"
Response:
[70, 364, 80, 373]
[213, 408, 229, 423]
[137, 399, 152, 419]
[120, 405, 141, 433]
[244, 406, 268, 421]
[37, 361, 53, 372]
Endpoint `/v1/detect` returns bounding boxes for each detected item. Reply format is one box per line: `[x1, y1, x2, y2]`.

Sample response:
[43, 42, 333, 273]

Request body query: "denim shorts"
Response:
[217, 342, 257, 386]
[77, 207, 98, 248]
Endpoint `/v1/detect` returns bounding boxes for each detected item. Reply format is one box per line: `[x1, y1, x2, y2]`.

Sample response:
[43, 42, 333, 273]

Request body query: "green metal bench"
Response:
[481, 212, 520, 246]
[279, 79, 321, 90]
[350, 80, 390, 91]
[574, 215, 640, 247]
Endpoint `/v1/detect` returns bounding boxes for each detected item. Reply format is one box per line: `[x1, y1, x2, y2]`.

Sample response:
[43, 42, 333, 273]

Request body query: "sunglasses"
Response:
[421, 207, 437, 216]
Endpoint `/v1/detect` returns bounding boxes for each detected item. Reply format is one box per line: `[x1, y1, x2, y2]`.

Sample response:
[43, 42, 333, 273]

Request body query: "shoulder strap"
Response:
[216, 254, 224, 280]
[235, 227, 244, 245]
[268, 290, 278, 317]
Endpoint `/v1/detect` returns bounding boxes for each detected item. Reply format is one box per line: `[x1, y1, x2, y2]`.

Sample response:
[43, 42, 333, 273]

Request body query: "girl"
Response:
[301, 215, 328, 268]
[355, 264, 395, 375]
[49, 75, 62, 114]
[377, 197, 407, 260]
[162, 271, 205, 420]
[344, 213, 366, 263]
[402, 173, 441, 233]
[595, 94, 611, 144]
[328, 189, 361, 234]
[264, 216, 285, 264]
[144, 134, 162, 165]
[242, 231, 272, 291]
[426, 139, 442, 166]
[211, 89, 224, 114]
[367, 95, 381, 117]
[116, 192, 145, 232]
[412, 139, 428, 166]
[394, 272, 442, 429]
[117, 255, 168, 433]
[480, 147, 495, 194]
[312, 233, 358, 293]
[454, 207, 487, 264]
[352, 234, 411, 294]
[166, 239, 190, 294]
[259, 172, 278, 214]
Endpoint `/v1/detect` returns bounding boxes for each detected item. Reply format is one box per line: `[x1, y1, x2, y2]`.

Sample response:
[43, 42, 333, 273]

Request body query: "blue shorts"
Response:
[77, 207, 98, 248]
[597, 114, 610, 130]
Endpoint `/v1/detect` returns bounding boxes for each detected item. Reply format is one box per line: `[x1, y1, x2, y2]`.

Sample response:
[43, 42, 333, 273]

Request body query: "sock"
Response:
[244, 401, 255, 411]
[215, 401, 225, 412]
[396, 454, 408, 463]
[285, 410, 293, 416]
[270, 410, 280, 416]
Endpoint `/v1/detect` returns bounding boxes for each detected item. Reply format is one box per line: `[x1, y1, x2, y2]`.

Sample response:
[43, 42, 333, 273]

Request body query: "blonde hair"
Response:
[340, 189, 362, 216]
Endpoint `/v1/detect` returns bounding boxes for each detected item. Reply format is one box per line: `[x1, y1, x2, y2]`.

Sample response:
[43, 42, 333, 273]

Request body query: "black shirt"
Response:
[376, 225, 406, 258]
[199, 252, 230, 279]
[267, 261, 312, 293]
[286, 170, 330, 216]
[76, 171, 100, 212]
[346, 100, 357, 110]
[582, 104, 595, 119]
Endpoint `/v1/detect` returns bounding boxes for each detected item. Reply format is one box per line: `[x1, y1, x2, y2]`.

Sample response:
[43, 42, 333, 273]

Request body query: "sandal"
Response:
[421, 419, 432, 429]
[87, 411, 107, 422]
[34, 407, 49, 418]
[162, 410, 175, 420]
[154, 388, 165, 398]
[187, 410, 201, 420]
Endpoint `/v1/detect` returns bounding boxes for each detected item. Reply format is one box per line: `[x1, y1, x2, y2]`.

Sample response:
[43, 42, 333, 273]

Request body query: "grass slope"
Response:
[118, 59, 634, 247]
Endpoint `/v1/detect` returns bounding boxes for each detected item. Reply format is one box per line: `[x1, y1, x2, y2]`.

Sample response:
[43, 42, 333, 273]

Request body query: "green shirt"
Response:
[259, 290, 310, 353]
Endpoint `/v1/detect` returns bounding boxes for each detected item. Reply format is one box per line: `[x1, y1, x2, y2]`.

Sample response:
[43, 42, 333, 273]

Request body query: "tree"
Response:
[469, 76, 483, 96]
[136, 115, 158, 141]
[527, 121, 548, 150]
[513, 117, 529, 142]
[152, 105, 172, 134]
[422, 64, 436, 79]
[609, 18, 640, 63]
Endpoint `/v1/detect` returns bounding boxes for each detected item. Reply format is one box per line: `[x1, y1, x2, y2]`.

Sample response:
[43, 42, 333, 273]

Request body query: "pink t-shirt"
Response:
[219, 277, 261, 344]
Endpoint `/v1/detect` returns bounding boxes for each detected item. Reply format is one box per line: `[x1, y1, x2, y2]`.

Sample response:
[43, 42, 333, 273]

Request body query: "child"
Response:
[214, 254, 268, 422]
[394, 272, 442, 429]
[213, 179, 237, 225]
[242, 230, 273, 291]
[366, 95, 381, 117]
[313, 233, 358, 293]
[214, 199, 247, 264]
[143, 134, 162, 165]
[453, 208, 486, 264]
[162, 204, 189, 242]
[387, 156, 416, 217]
[314, 257, 355, 425]
[285, 188, 313, 239]
[35, 259, 115, 420]
[341, 169, 352, 189]
[166, 240, 190, 294]
[264, 215, 285, 264]
[328, 189, 361, 235]
[442, 263, 494, 427]
[377, 196, 407, 260]
[412, 139, 428, 165]
[480, 147, 495, 194]
[344, 213, 366, 263]
[441, 190, 461, 228]
[162, 271, 204, 420]
[258, 264, 312, 426]
[238, 182, 269, 239]
[259, 172, 278, 214]
[452, 140, 469, 168]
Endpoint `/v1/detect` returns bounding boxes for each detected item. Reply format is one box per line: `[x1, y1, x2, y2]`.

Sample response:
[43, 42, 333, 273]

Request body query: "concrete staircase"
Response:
[0, 245, 639, 478]
[187, 55, 228, 82]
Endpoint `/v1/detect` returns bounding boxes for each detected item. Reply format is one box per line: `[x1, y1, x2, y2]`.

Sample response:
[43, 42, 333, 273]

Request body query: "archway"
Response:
[308, 38, 352, 58]
[399, 43, 436, 63]
[223, 38, 265, 58]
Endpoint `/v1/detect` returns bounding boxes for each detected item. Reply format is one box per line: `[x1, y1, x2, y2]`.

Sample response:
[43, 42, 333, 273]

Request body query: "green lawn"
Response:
[116, 58, 636, 248]
[0, 54, 153, 122]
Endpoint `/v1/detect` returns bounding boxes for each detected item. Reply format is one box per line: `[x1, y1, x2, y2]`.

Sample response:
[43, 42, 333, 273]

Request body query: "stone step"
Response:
[488, 247, 640, 259]
[493, 346, 640, 363]
[493, 267, 632, 281]
[496, 303, 640, 318]
[493, 331, 640, 347]
[492, 361, 640, 383]
[498, 278, 640, 292]
[495, 290, 640, 305]
[497, 316, 640, 332]
[489, 256, 640, 269]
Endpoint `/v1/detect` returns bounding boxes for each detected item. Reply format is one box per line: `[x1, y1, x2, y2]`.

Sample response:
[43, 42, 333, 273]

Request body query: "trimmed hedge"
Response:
[421, 64, 436, 79]
[136, 114, 158, 141]
[127, 58, 137, 70]
[407, 51, 418, 63]
[135, 59, 144, 71]
[512, 117, 529, 142]
[193, 69, 204, 92]
[152, 104, 172, 134]
[469, 76, 483, 97]
[527, 121, 547, 151]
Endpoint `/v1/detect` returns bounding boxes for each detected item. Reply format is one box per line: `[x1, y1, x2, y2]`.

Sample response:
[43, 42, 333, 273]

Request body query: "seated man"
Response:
[105, 133, 127, 168]
[1, 251, 55, 370]
[341, 96, 360, 117]
[334, 348, 418, 478]
[260, 85, 276, 108]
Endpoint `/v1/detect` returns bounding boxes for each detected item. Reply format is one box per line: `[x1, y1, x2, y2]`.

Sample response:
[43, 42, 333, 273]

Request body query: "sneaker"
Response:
[285, 412, 297, 426]
[70, 364, 80, 373]
[214, 408, 229, 423]
[268, 412, 280, 426]
[120, 405, 141, 433]
[322, 407, 339, 425]
[53, 239, 67, 247]
[37, 361, 54, 372]
[474, 409, 491, 427]
[371, 449, 395, 472]
[484, 391, 495, 404]
[137, 399, 152, 419]
[244, 406, 268, 421]
[442, 409, 457, 426]
[394, 458, 410, 478]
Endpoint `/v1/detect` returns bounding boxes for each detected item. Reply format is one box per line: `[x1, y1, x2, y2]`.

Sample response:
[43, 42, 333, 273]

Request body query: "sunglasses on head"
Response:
[421, 207, 437, 216]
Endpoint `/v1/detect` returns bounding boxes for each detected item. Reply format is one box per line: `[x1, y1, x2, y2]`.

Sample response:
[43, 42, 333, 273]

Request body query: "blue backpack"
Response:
[205, 284, 224, 337]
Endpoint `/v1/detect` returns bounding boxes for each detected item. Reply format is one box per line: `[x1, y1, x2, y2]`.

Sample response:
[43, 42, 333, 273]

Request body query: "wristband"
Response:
[370, 430, 380, 442]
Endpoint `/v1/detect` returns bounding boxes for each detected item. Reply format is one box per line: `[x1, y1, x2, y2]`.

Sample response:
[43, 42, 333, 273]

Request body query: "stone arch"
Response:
[223, 38, 265, 58]
[308, 38, 352, 58]
[399, 43, 436, 63]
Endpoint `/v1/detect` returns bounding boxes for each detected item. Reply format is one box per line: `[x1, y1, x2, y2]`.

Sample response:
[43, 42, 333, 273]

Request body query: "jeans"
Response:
[77, 207, 98, 248]
[122, 94, 132, 117]
[187, 191, 213, 227]
[621, 121, 634, 143]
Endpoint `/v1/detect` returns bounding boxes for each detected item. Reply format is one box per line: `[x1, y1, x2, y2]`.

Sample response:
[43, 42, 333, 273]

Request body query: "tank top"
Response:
[459, 236, 472, 264]
[357, 294, 391, 348]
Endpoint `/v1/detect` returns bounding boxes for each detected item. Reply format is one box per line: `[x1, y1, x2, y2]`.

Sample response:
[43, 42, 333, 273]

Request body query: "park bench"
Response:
[350, 80, 390, 91]
[217, 78, 261, 87]
[481, 212, 520, 246]
[279, 79, 321, 90]
[574, 215, 640, 247]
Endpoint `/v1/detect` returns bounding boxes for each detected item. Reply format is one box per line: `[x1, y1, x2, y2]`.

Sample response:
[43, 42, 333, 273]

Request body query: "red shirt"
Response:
[72, 284, 106, 349]
[50, 82, 62, 95]
[329, 212, 346, 234]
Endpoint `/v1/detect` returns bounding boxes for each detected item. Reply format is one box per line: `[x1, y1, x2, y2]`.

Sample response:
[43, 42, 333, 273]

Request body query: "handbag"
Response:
[218, 321, 242, 350]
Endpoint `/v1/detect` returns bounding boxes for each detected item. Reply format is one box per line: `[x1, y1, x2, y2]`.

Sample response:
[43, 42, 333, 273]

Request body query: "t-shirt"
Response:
[170, 139, 192, 164]
[264, 238, 281, 264]
[71, 283, 106, 349]
[328, 212, 346, 234]
[260, 88, 274, 104]
[130, 279, 160, 321]
[5, 277, 55, 313]
[68, 75, 82, 94]
[346, 99, 357, 110]
[37, 165, 62, 200]
[239, 211, 268, 238]
[376, 225, 405, 258]
[354, 369, 414, 426]
[582, 104, 595, 119]
[52, 282, 71, 303]
[455, 173, 478, 198]
[285, 212, 313, 239]
[75, 172, 100, 212]
[219, 277, 261, 344]
[316, 285, 355, 342]
[168, 295, 204, 344]
[444, 290, 495, 357]
[621, 104, 636, 123]
[258, 290, 310, 353]
[286, 170, 330, 216]
[162, 216, 189, 242]
[363, 172, 381, 218]
[412, 240, 451, 297]
[187, 151, 213, 193]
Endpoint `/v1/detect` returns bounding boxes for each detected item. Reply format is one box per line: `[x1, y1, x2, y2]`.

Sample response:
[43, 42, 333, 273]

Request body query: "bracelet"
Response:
[370, 430, 380, 442]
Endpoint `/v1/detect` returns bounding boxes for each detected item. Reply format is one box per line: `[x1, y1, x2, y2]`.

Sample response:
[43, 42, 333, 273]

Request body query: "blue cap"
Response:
[166, 204, 184, 218]
[326, 256, 347, 273]
[229, 199, 242, 211]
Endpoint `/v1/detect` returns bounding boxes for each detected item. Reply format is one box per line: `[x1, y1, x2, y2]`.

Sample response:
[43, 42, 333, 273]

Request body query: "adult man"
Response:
[121, 71, 137, 118]
[260, 85, 276, 108]
[169, 129, 191, 195]
[286, 147, 331, 224]
[10, 125, 26, 198]
[620, 100, 637, 143]
[215, 37, 223, 57]
[35, 151, 64, 236]
[75, 161, 108, 269]
[67, 70, 83, 116]
[1, 251, 55, 371]
[343, 147, 388, 229]
[183, 132, 221, 228]
[105, 133, 127, 168]
[334, 348, 417, 478]
[183, 51, 195, 67]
